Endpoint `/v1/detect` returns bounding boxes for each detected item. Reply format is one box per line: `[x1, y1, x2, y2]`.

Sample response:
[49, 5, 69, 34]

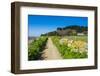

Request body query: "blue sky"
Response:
[28, 15, 88, 37]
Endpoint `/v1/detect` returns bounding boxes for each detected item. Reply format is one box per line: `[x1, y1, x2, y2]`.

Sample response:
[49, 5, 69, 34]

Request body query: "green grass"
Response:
[28, 35, 88, 60]
[64, 36, 87, 42]
[51, 36, 88, 59]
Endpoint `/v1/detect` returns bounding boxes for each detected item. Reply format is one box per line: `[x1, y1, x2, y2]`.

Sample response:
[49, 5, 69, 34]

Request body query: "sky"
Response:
[28, 15, 88, 37]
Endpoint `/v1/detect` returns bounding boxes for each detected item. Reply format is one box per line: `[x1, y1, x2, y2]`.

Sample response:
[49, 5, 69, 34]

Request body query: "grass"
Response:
[51, 36, 88, 59]
[28, 35, 88, 60]
[64, 36, 87, 42]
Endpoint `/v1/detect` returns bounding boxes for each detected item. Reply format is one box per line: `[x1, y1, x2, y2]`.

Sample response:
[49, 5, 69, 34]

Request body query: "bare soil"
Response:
[42, 37, 62, 60]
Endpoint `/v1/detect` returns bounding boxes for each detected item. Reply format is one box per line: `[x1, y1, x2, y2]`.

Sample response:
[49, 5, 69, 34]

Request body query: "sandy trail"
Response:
[42, 37, 62, 60]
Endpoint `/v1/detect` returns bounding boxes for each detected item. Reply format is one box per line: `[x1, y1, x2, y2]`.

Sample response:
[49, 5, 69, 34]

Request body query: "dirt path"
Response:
[42, 37, 62, 60]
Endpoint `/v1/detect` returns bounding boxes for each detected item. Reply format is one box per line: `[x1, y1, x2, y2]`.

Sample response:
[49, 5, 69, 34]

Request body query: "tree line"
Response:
[41, 25, 88, 36]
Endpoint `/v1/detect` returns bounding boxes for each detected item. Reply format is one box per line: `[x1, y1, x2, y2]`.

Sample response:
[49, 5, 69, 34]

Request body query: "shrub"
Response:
[28, 36, 48, 60]
[51, 36, 87, 59]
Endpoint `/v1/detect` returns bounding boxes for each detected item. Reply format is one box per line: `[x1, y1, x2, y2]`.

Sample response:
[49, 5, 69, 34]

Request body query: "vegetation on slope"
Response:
[28, 36, 48, 60]
[51, 36, 87, 59]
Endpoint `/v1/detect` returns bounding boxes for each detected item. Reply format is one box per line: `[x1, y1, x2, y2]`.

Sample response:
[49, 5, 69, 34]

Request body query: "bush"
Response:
[28, 36, 48, 60]
[51, 36, 87, 59]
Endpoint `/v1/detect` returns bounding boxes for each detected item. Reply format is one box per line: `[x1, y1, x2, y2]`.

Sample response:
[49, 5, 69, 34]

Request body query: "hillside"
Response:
[41, 25, 88, 36]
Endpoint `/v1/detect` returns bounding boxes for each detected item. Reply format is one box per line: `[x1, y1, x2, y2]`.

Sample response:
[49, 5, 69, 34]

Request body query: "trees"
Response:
[41, 25, 87, 36]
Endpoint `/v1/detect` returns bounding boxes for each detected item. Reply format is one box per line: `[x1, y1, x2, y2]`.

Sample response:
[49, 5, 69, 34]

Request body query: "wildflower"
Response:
[59, 38, 68, 45]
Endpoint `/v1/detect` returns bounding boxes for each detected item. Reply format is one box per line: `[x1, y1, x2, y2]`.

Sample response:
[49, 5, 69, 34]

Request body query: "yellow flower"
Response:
[71, 40, 87, 53]
[72, 40, 86, 48]
[59, 38, 87, 53]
